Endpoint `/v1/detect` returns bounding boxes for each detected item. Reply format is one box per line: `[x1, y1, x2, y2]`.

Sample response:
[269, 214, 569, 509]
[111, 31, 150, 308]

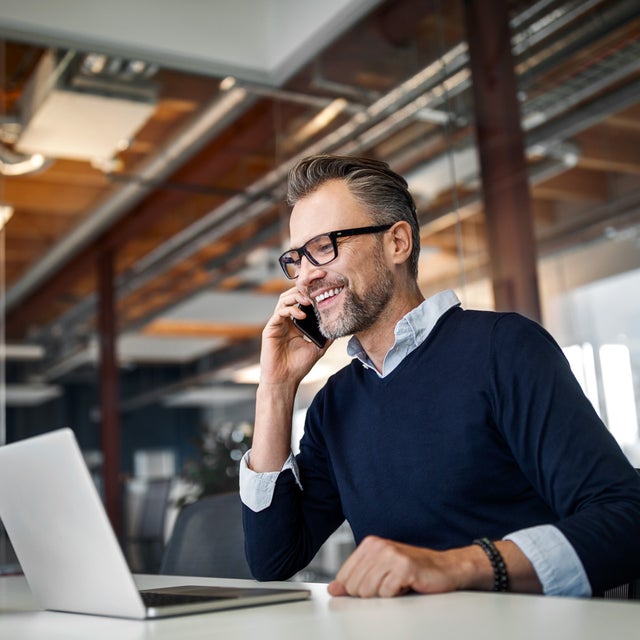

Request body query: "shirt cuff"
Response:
[505, 525, 591, 597]
[239, 450, 302, 512]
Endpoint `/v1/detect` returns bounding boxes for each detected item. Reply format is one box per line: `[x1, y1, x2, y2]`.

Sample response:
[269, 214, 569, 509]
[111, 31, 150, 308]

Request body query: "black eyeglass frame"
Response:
[278, 224, 393, 279]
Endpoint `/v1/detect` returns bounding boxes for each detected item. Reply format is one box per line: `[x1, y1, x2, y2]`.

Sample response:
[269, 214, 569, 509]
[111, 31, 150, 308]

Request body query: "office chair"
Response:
[159, 492, 253, 579]
[601, 579, 640, 600]
[125, 478, 173, 573]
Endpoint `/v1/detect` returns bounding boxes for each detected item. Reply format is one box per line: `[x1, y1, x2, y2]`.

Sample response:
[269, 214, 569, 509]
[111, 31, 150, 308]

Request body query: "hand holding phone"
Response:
[292, 304, 327, 348]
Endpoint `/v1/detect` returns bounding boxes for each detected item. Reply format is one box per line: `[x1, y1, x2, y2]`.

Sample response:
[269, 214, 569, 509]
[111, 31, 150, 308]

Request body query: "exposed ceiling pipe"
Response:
[0, 142, 51, 175]
[514, 0, 638, 76]
[511, 0, 608, 54]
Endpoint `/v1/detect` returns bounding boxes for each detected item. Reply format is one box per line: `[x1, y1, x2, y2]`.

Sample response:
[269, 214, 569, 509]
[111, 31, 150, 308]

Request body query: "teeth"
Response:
[315, 287, 343, 303]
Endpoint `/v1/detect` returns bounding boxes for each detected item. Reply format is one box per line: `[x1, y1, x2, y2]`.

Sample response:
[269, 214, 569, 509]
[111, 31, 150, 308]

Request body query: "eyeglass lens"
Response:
[281, 234, 335, 278]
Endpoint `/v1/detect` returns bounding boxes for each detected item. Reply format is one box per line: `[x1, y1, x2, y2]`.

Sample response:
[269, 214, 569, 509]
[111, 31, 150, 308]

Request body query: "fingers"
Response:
[327, 580, 348, 597]
[277, 287, 310, 316]
[330, 536, 409, 598]
[263, 288, 308, 338]
[328, 536, 455, 599]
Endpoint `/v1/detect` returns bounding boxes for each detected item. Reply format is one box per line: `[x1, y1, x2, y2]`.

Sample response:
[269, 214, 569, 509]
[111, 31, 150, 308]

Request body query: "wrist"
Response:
[473, 538, 509, 591]
[458, 540, 543, 594]
[454, 544, 497, 591]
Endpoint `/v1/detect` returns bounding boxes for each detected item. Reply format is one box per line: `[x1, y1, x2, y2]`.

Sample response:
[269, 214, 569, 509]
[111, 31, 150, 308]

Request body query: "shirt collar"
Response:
[347, 289, 461, 376]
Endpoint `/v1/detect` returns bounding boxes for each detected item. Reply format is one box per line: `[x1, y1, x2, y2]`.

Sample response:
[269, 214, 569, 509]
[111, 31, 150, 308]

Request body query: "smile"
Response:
[314, 287, 343, 303]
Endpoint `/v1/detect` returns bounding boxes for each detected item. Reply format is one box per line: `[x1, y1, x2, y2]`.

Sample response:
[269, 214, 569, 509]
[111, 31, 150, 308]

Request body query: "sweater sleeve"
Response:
[242, 390, 346, 581]
[490, 314, 640, 593]
[239, 451, 302, 512]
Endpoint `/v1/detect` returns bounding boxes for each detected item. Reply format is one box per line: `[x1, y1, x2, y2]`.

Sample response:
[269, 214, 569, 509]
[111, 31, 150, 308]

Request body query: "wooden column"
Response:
[462, 0, 541, 321]
[98, 249, 121, 536]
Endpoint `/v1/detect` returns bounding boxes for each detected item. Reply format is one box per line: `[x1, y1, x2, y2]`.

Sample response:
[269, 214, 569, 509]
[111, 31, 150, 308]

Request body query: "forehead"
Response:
[289, 179, 372, 246]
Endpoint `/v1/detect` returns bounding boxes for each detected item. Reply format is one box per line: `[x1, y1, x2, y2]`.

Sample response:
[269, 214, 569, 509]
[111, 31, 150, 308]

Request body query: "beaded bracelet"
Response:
[473, 537, 509, 592]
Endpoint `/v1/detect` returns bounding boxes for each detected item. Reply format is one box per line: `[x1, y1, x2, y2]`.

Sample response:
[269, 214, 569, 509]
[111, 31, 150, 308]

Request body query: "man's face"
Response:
[289, 180, 394, 339]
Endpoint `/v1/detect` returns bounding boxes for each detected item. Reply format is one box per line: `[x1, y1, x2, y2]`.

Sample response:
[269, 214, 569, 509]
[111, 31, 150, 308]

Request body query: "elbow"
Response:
[245, 537, 307, 582]
[245, 548, 301, 582]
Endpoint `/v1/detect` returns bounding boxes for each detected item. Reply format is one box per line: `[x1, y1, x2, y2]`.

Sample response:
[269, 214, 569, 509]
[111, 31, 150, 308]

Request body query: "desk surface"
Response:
[1, 573, 639, 639]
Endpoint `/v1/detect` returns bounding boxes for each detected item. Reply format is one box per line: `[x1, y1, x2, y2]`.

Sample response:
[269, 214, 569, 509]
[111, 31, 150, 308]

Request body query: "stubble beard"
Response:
[318, 252, 395, 340]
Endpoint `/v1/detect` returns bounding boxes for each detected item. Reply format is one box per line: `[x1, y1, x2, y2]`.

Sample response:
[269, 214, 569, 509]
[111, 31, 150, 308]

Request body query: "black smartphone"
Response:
[292, 304, 327, 348]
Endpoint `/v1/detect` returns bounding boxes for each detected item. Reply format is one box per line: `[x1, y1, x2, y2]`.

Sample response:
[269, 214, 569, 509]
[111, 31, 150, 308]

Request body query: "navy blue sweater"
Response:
[243, 307, 640, 592]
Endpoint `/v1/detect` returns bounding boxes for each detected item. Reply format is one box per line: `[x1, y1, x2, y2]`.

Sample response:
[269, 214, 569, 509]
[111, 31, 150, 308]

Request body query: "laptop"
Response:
[0, 428, 310, 619]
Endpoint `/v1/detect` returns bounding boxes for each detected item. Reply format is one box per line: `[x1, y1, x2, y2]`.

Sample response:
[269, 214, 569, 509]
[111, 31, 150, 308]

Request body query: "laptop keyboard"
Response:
[140, 591, 229, 607]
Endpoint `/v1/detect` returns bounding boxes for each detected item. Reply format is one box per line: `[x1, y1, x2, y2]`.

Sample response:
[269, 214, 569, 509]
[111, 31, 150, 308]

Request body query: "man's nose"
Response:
[297, 255, 324, 286]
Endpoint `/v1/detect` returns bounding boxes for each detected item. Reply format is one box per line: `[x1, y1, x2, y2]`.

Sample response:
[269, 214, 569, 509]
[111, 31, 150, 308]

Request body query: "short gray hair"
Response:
[286, 155, 420, 279]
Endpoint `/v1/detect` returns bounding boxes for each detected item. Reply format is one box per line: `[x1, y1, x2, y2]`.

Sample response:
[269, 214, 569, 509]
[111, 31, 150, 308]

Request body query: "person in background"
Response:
[239, 154, 640, 598]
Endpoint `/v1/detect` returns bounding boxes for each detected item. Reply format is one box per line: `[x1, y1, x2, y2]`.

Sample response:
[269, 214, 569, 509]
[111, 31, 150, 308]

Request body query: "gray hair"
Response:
[286, 155, 421, 279]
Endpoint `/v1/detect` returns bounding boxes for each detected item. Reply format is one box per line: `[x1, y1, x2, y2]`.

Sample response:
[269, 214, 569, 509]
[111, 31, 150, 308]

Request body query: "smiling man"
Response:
[239, 154, 640, 598]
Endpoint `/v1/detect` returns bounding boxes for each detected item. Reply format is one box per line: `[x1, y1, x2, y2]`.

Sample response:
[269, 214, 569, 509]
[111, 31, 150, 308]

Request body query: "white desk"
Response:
[1, 573, 639, 639]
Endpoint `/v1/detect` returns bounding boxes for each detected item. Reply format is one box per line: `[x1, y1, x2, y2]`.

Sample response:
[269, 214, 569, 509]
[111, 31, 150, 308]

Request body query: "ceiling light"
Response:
[82, 53, 108, 74]
[220, 76, 237, 91]
[15, 50, 157, 163]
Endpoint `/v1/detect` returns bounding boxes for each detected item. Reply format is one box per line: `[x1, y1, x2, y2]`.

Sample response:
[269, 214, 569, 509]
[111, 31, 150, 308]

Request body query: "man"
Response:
[239, 154, 640, 598]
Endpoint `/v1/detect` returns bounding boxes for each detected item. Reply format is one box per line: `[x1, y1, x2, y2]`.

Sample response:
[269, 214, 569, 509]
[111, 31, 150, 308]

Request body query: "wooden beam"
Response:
[3, 180, 108, 213]
[532, 168, 609, 203]
[575, 129, 640, 175]
[607, 104, 640, 133]
[97, 250, 122, 538]
[462, 0, 541, 320]
[144, 319, 263, 340]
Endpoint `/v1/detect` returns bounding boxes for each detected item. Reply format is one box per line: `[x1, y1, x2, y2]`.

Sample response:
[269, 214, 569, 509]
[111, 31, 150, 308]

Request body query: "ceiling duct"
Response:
[0, 118, 51, 176]
[14, 50, 158, 164]
[0, 141, 50, 176]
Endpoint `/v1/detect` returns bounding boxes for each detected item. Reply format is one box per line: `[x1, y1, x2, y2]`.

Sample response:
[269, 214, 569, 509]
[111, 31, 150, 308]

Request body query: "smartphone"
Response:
[292, 304, 327, 348]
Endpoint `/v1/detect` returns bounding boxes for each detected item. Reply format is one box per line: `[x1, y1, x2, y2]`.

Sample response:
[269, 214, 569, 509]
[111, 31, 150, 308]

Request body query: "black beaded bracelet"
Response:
[473, 537, 509, 592]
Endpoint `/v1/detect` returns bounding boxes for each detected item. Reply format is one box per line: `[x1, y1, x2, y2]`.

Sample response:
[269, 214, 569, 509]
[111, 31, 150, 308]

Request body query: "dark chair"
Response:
[601, 579, 640, 600]
[160, 492, 253, 579]
[125, 478, 173, 573]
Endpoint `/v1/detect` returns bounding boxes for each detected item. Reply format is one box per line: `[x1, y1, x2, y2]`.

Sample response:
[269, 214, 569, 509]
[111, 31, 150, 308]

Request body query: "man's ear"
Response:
[386, 221, 413, 266]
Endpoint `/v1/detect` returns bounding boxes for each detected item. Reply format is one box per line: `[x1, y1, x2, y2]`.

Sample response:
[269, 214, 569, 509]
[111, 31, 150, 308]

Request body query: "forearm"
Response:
[458, 540, 542, 593]
[419, 539, 542, 594]
[329, 536, 543, 597]
[248, 381, 298, 472]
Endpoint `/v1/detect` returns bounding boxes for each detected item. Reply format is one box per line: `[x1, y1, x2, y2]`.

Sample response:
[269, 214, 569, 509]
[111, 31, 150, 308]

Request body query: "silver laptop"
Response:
[0, 428, 310, 619]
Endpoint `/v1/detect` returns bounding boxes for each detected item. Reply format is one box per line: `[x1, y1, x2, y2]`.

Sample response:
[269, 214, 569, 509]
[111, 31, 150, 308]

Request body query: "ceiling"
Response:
[2, 0, 640, 407]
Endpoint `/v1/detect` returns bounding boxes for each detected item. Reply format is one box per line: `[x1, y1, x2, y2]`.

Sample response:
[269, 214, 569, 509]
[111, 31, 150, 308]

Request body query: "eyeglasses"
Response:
[278, 224, 392, 279]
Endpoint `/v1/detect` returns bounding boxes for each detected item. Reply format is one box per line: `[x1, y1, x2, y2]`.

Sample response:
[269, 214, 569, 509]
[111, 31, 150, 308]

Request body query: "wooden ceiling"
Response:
[2, 0, 640, 383]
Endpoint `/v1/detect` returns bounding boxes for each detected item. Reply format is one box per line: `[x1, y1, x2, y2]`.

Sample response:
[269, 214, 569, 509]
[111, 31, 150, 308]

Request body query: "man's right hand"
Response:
[247, 287, 330, 474]
[259, 286, 331, 387]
